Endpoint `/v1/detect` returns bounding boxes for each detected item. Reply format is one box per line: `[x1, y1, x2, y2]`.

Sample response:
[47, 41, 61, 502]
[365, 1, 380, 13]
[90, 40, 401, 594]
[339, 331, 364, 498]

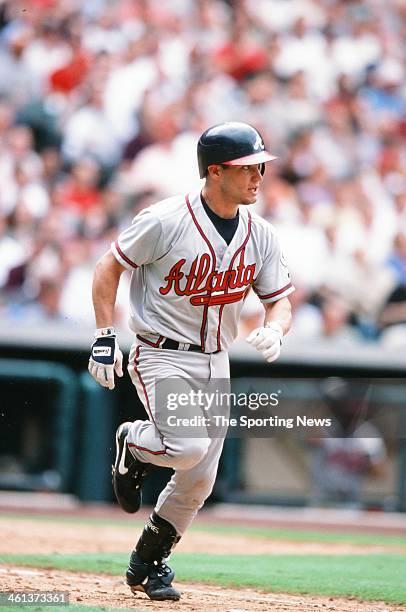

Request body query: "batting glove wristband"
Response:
[246, 322, 283, 363]
[88, 327, 123, 390]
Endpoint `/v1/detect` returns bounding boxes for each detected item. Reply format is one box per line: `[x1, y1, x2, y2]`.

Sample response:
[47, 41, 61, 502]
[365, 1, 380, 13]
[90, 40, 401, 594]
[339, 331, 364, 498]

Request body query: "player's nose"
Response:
[251, 165, 263, 181]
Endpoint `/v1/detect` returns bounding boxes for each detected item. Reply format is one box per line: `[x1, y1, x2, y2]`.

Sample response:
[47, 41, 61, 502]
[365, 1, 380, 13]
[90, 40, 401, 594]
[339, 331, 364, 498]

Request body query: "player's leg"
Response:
[152, 349, 230, 534]
[125, 350, 229, 599]
[125, 434, 224, 601]
[125, 510, 181, 601]
[118, 347, 228, 600]
[155, 434, 225, 534]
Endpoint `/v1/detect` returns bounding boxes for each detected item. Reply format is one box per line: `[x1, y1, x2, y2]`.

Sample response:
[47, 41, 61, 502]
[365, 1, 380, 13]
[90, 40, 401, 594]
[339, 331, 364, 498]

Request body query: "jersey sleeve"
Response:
[111, 209, 165, 271]
[253, 227, 295, 303]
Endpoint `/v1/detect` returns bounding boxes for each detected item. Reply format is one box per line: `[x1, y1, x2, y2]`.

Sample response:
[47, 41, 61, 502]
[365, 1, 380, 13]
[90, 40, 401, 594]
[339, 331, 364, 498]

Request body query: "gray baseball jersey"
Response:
[111, 189, 294, 352]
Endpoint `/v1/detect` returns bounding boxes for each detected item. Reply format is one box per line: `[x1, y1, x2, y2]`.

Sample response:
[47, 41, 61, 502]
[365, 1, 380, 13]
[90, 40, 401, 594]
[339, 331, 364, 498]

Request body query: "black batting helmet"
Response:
[197, 121, 277, 179]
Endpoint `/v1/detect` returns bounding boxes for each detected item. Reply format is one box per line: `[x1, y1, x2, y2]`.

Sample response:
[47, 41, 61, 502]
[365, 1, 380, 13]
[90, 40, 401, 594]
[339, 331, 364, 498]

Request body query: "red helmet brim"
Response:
[222, 150, 277, 166]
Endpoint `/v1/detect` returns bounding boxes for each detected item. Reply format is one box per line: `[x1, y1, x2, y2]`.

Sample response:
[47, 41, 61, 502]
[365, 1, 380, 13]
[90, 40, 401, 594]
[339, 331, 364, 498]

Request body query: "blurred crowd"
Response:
[0, 0, 405, 346]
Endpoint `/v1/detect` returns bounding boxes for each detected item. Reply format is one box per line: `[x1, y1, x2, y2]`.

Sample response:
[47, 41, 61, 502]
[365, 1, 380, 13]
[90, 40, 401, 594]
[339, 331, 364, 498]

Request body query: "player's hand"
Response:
[88, 327, 123, 390]
[246, 322, 283, 363]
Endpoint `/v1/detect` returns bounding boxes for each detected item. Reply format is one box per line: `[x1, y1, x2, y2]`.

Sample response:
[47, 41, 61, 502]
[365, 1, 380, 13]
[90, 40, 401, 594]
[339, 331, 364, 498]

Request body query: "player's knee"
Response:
[176, 439, 209, 469]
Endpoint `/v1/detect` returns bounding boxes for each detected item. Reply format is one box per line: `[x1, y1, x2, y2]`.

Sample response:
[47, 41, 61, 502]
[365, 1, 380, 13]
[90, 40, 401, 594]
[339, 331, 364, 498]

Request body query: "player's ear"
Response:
[207, 164, 222, 180]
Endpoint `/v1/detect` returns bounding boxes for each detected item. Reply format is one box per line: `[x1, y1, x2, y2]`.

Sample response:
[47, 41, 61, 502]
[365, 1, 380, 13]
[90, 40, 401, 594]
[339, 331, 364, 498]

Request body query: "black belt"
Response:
[137, 334, 219, 354]
[161, 338, 203, 352]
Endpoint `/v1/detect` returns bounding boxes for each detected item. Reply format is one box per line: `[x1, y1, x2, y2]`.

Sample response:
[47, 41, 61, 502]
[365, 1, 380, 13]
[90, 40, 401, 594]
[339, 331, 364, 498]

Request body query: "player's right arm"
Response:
[92, 250, 126, 328]
[88, 250, 126, 390]
[89, 207, 165, 388]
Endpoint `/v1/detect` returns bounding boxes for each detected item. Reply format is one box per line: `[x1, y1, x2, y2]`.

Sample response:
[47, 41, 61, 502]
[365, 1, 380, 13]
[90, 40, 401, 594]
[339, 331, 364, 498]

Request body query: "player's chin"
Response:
[244, 189, 259, 204]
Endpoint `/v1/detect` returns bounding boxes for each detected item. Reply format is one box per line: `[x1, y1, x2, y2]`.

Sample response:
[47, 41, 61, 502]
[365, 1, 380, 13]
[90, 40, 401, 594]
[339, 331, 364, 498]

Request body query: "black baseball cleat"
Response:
[143, 561, 181, 601]
[112, 422, 150, 513]
[127, 554, 181, 601]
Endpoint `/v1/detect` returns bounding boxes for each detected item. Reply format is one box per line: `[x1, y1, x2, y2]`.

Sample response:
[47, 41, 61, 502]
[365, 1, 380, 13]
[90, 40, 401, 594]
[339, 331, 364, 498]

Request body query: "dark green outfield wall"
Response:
[0, 341, 405, 510]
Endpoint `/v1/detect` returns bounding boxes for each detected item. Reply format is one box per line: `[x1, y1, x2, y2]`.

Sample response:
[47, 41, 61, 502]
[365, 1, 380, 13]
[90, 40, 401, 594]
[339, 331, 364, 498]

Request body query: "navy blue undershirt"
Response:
[201, 194, 239, 246]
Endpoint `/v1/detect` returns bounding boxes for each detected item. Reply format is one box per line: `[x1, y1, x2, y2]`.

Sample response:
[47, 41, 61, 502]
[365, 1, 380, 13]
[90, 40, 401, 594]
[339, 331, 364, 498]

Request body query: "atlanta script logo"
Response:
[159, 252, 256, 306]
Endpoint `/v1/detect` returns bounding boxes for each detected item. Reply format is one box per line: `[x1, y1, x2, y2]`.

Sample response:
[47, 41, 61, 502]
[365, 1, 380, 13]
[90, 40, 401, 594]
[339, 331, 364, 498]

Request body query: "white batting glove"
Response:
[246, 322, 283, 363]
[88, 327, 123, 390]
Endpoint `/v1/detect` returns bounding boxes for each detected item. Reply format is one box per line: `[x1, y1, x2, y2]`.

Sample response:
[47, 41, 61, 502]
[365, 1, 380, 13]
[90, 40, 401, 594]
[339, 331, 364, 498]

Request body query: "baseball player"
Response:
[88, 122, 294, 601]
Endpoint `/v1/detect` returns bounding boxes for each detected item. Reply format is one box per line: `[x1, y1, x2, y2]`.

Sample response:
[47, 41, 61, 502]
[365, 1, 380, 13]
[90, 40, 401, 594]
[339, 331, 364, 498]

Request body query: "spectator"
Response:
[126, 105, 201, 197]
[0, 0, 402, 349]
[21, 20, 71, 96]
[0, 125, 43, 211]
[40, 147, 66, 189]
[3, 163, 50, 219]
[317, 294, 357, 342]
[62, 84, 122, 169]
[103, 32, 161, 143]
[56, 157, 102, 215]
[0, 212, 25, 289]
[214, 20, 268, 82]
[290, 292, 360, 344]
[7, 277, 64, 322]
[386, 232, 406, 286]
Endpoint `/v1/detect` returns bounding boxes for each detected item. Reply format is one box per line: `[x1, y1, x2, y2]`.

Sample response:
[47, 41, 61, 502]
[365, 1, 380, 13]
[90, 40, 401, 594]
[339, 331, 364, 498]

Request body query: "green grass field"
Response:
[1, 551, 406, 605]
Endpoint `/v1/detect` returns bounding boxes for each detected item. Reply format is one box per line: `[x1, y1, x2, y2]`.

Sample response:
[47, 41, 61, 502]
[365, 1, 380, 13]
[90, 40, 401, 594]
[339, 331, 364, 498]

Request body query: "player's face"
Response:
[219, 164, 263, 205]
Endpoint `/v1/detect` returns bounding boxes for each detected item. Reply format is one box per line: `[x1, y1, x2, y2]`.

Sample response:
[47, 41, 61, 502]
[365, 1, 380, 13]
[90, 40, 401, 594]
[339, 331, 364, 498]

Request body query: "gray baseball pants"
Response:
[126, 340, 230, 535]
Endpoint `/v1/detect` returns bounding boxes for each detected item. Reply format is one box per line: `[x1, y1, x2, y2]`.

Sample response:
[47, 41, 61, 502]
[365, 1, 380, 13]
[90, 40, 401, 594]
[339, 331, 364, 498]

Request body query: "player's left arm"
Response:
[246, 296, 292, 363]
[263, 296, 292, 335]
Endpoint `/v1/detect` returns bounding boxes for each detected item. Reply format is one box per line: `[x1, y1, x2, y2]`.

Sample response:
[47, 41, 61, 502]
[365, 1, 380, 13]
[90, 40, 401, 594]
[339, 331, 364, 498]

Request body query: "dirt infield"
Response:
[0, 566, 400, 612]
[2, 517, 406, 556]
[1, 516, 406, 611]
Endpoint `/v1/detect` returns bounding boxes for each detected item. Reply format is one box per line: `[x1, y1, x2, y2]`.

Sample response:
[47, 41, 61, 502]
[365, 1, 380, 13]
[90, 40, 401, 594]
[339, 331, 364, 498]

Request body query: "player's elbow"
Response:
[94, 250, 125, 281]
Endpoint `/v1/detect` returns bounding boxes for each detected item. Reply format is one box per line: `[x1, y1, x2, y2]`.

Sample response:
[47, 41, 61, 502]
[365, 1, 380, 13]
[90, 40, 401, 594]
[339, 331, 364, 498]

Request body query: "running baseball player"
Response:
[88, 122, 294, 601]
